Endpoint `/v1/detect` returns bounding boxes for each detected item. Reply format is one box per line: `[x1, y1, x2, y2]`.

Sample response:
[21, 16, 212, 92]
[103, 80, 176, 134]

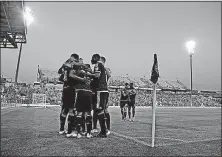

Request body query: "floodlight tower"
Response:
[186, 40, 196, 107]
[15, 7, 34, 85]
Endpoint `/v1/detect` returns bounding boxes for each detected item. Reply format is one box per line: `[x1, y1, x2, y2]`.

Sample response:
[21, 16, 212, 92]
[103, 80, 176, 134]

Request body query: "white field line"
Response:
[111, 131, 152, 147]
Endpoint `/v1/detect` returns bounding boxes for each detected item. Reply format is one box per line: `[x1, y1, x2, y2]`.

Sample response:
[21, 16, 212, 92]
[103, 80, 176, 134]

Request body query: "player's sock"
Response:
[128, 111, 131, 119]
[76, 115, 83, 134]
[93, 111, 98, 129]
[72, 115, 77, 131]
[98, 113, 106, 135]
[121, 109, 124, 120]
[124, 112, 127, 120]
[82, 115, 86, 133]
[67, 115, 74, 134]
[60, 114, 67, 131]
[132, 107, 135, 118]
[86, 115, 92, 134]
[105, 113, 110, 131]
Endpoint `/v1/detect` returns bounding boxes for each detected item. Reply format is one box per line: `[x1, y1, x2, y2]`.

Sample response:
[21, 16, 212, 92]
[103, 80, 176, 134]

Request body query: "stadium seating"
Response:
[1, 72, 221, 107]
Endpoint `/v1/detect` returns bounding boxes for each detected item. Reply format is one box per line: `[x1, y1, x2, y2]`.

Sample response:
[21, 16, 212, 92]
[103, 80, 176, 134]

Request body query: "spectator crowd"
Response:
[1, 79, 221, 107]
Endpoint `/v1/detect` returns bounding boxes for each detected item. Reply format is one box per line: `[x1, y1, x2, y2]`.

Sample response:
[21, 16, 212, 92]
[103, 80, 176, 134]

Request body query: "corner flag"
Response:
[151, 54, 159, 84]
[151, 54, 159, 147]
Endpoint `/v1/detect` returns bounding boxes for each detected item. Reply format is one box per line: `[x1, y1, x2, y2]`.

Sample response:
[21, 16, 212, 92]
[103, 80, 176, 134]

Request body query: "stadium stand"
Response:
[1, 68, 221, 108]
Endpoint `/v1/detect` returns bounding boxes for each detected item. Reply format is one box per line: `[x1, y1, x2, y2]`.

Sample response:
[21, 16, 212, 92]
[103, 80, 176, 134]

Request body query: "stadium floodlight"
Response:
[24, 7, 34, 27]
[186, 40, 196, 55]
[186, 40, 196, 107]
[15, 7, 34, 85]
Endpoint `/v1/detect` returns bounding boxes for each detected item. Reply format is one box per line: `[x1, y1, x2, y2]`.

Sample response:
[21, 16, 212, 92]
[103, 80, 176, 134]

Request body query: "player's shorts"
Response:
[95, 91, 109, 110]
[128, 100, 135, 107]
[120, 100, 129, 108]
[62, 86, 75, 109]
[75, 90, 92, 112]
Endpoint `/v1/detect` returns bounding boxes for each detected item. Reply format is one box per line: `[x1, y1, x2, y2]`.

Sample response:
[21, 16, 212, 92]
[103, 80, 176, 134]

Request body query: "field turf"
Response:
[1, 106, 221, 156]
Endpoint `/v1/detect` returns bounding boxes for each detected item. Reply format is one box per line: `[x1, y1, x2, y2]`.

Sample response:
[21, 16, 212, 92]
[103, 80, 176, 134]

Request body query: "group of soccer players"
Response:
[120, 82, 137, 121]
[58, 53, 111, 138]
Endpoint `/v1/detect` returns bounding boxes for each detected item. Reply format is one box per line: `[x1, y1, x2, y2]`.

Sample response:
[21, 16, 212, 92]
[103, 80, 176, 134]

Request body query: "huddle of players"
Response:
[58, 53, 111, 138]
[120, 83, 136, 121]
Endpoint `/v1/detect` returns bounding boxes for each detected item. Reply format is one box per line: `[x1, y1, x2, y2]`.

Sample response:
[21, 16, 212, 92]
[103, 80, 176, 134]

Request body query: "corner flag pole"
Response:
[150, 54, 159, 148]
[151, 83, 157, 147]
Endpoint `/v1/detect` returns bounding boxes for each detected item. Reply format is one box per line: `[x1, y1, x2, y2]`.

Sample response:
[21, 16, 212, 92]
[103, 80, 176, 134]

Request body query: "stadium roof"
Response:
[0, 1, 27, 48]
[37, 67, 188, 91]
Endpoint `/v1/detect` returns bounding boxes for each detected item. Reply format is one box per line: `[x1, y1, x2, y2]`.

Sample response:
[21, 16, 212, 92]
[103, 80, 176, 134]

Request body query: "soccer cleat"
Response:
[77, 133, 82, 139]
[86, 133, 93, 138]
[106, 130, 111, 135]
[96, 133, 107, 138]
[59, 130, 67, 135]
[66, 133, 73, 138]
[132, 117, 135, 121]
[81, 131, 87, 136]
[91, 129, 99, 133]
[72, 131, 77, 137]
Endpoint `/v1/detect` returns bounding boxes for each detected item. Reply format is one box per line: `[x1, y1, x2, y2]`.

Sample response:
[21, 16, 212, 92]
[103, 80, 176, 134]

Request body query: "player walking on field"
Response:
[128, 83, 136, 121]
[120, 83, 130, 121]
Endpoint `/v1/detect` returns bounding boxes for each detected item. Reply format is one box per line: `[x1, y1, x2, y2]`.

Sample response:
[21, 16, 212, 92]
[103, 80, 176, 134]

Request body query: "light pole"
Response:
[186, 40, 196, 107]
[15, 7, 34, 85]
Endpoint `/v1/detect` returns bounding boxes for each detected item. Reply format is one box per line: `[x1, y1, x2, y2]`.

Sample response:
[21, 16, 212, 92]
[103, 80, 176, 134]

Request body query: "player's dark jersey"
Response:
[129, 88, 136, 102]
[90, 79, 97, 93]
[72, 67, 92, 91]
[93, 62, 108, 91]
[120, 88, 129, 101]
[63, 69, 78, 88]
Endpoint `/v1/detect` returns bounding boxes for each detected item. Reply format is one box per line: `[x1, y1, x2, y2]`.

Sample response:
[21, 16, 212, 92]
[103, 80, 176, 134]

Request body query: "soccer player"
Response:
[88, 54, 109, 138]
[58, 53, 82, 137]
[100, 56, 111, 135]
[90, 75, 99, 133]
[58, 54, 87, 82]
[128, 83, 136, 121]
[120, 83, 130, 121]
[72, 63, 93, 138]
[92, 56, 111, 134]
